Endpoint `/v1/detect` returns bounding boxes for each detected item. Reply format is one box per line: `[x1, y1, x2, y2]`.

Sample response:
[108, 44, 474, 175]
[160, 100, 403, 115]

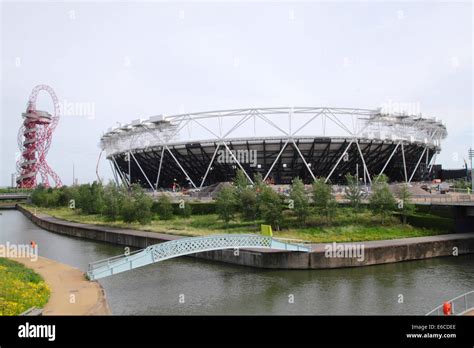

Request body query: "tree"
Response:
[155, 194, 173, 220]
[121, 196, 136, 223]
[232, 170, 257, 220]
[102, 182, 123, 221]
[259, 186, 284, 230]
[215, 185, 237, 226]
[57, 186, 74, 207]
[76, 182, 104, 214]
[239, 187, 257, 221]
[233, 169, 249, 192]
[31, 185, 47, 207]
[253, 172, 264, 189]
[369, 174, 396, 224]
[397, 183, 415, 224]
[253, 172, 265, 219]
[120, 184, 153, 224]
[132, 185, 153, 224]
[312, 178, 337, 222]
[345, 173, 362, 212]
[289, 177, 310, 225]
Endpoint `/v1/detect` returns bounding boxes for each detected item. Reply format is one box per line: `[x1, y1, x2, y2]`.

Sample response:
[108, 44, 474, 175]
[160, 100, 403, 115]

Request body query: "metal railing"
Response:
[19, 307, 43, 316]
[412, 194, 474, 204]
[426, 291, 474, 316]
[87, 234, 311, 280]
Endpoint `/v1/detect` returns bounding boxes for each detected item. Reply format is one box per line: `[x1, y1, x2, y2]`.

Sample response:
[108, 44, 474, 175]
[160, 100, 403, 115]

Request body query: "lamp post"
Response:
[469, 148, 474, 192]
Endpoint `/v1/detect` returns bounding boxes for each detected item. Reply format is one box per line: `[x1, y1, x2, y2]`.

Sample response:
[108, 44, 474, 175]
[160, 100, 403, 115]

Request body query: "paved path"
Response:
[8, 256, 110, 315]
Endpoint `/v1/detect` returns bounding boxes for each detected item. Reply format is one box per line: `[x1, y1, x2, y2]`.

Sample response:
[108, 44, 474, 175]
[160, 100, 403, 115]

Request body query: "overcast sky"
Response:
[1, 1, 472, 187]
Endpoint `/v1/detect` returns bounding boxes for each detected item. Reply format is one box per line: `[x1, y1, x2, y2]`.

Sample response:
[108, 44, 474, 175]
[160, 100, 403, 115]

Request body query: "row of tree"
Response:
[215, 170, 414, 229]
[30, 170, 414, 229]
[31, 183, 182, 224]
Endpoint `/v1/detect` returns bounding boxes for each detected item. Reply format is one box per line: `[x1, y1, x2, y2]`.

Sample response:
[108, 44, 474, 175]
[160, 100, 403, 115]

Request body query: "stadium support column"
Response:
[291, 139, 316, 181]
[111, 155, 129, 187]
[109, 160, 119, 186]
[130, 151, 156, 192]
[355, 139, 371, 185]
[428, 153, 437, 177]
[408, 147, 428, 183]
[127, 151, 131, 185]
[165, 145, 198, 189]
[424, 148, 429, 181]
[200, 144, 220, 189]
[222, 142, 254, 185]
[264, 140, 289, 181]
[401, 142, 408, 183]
[377, 141, 401, 180]
[155, 147, 165, 190]
[325, 139, 354, 183]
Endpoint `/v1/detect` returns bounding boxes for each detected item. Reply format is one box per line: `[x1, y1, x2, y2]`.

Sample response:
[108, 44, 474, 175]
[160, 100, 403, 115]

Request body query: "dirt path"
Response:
[8, 256, 110, 315]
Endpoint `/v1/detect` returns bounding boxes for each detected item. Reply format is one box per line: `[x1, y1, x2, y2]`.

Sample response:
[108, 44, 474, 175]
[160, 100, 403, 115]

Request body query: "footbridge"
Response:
[87, 234, 311, 280]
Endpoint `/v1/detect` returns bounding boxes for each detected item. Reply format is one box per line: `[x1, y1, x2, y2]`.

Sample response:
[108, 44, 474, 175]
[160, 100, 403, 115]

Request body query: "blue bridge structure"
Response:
[87, 234, 311, 280]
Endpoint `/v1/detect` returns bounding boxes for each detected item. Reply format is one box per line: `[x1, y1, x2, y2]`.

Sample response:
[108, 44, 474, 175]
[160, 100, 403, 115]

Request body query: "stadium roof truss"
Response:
[100, 107, 447, 190]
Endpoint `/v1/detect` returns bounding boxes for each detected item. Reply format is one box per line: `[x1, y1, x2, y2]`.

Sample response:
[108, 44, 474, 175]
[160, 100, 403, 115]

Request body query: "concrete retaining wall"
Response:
[17, 205, 474, 270]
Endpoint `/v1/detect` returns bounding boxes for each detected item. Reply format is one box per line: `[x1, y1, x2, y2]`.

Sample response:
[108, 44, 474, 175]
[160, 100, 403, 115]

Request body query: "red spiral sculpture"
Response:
[16, 85, 62, 188]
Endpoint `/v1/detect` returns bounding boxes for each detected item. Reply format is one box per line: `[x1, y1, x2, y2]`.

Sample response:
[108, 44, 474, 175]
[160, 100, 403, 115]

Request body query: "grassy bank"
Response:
[0, 258, 50, 315]
[29, 205, 447, 243]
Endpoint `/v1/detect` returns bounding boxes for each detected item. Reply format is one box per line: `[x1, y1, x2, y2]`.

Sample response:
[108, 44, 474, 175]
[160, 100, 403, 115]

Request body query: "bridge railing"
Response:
[426, 290, 474, 316]
[87, 234, 311, 280]
[88, 247, 144, 273]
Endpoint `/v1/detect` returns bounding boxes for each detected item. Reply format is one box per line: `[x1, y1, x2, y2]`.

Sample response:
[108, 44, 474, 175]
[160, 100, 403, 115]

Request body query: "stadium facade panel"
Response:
[100, 107, 447, 189]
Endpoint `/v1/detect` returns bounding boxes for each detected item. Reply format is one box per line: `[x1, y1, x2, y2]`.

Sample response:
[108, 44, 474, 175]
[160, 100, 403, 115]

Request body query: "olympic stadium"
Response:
[100, 107, 447, 190]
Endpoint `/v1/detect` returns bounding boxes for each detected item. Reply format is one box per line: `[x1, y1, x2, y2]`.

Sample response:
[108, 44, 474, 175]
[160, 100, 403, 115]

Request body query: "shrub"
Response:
[312, 178, 337, 223]
[369, 174, 396, 224]
[57, 186, 73, 207]
[134, 187, 153, 224]
[233, 169, 249, 191]
[76, 182, 104, 215]
[120, 185, 153, 224]
[155, 194, 174, 220]
[102, 182, 123, 221]
[403, 213, 455, 232]
[31, 185, 47, 206]
[253, 172, 265, 218]
[345, 173, 362, 212]
[186, 202, 216, 215]
[259, 185, 284, 230]
[44, 189, 60, 208]
[238, 187, 257, 221]
[289, 177, 310, 225]
[121, 196, 136, 223]
[215, 185, 237, 225]
[178, 201, 192, 218]
[396, 184, 415, 224]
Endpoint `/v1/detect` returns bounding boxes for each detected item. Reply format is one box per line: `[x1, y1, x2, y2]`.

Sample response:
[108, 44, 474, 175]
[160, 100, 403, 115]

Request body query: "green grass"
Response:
[27, 205, 448, 243]
[0, 258, 50, 315]
[0, 188, 32, 194]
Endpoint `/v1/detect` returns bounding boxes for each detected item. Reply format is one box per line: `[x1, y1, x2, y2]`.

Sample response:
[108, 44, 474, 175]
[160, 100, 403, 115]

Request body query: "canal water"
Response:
[1, 210, 473, 315]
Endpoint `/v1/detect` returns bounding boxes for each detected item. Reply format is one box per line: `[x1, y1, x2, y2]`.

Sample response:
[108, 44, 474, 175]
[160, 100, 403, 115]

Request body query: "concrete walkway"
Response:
[8, 256, 110, 315]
